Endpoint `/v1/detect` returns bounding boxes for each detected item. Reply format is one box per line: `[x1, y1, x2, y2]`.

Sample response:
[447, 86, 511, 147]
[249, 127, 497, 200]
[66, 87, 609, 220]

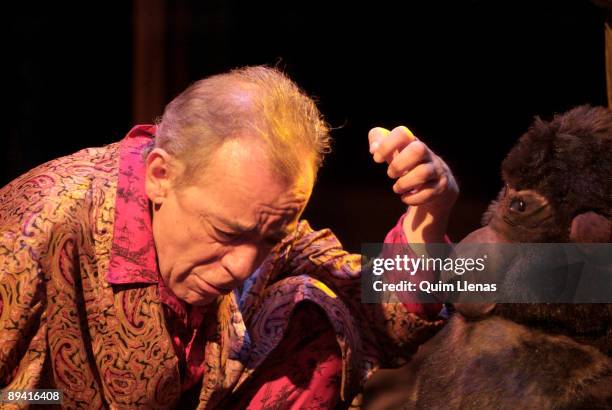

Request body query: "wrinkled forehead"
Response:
[254, 192, 307, 235]
[186, 136, 315, 226]
[253, 165, 314, 224]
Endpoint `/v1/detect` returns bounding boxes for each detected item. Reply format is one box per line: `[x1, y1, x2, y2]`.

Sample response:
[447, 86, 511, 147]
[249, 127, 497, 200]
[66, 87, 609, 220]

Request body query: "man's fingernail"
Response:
[400, 126, 415, 138]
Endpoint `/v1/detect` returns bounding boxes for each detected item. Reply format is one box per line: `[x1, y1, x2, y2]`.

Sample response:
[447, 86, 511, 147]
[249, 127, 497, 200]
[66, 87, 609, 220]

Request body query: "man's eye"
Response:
[214, 228, 240, 241]
[509, 198, 526, 213]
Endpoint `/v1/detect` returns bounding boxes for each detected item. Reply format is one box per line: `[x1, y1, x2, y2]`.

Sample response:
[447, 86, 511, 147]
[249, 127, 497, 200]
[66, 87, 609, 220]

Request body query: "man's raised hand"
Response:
[368, 125, 458, 210]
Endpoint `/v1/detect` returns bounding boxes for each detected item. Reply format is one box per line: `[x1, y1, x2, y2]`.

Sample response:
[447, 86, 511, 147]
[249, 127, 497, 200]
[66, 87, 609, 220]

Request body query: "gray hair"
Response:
[155, 66, 331, 185]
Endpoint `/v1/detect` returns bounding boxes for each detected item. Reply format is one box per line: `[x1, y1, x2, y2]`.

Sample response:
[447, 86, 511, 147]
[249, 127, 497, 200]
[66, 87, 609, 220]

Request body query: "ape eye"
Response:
[509, 198, 526, 212]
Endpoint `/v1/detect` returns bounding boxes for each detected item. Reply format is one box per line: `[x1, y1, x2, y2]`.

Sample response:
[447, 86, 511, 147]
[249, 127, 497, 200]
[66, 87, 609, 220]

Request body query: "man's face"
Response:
[145, 137, 314, 306]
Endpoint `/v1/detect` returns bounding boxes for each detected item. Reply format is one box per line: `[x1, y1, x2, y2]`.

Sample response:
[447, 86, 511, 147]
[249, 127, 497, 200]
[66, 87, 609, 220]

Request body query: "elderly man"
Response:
[0, 66, 457, 409]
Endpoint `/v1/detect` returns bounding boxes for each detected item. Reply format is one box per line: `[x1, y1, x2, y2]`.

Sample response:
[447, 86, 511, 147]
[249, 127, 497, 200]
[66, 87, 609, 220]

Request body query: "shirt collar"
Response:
[104, 125, 216, 325]
[106, 124, 159, 284]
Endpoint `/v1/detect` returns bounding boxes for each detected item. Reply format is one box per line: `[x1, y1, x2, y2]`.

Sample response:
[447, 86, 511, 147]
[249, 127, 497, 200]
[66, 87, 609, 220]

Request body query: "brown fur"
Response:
[405, 315, 612, 410]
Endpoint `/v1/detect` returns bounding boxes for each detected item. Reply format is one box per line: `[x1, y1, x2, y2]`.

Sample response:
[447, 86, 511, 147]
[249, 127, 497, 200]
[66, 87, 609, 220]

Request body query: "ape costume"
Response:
[367, 105, 612, 409]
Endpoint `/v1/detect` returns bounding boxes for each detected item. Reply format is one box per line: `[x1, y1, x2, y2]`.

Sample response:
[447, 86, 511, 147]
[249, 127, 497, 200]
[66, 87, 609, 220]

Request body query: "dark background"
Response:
[6, 0, 607, 251]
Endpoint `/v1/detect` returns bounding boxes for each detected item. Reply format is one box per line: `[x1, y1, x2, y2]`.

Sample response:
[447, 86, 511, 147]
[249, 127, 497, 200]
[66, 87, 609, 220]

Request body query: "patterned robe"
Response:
[0, 126, 443, 409]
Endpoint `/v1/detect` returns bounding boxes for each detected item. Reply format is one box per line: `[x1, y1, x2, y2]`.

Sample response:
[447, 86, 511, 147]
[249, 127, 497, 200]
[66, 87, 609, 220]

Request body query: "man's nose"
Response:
[221, 243, 261, 283]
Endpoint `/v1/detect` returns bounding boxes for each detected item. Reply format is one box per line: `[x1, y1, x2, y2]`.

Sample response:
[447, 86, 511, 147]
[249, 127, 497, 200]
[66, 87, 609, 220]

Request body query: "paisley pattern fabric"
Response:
[0, 126, 444, 409]
[228, 302, 343, 409]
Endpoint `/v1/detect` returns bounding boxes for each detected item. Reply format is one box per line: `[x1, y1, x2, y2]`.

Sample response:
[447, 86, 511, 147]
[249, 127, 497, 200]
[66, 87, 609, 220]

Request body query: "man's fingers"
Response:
[387, 140, 431, 179]
[400, 177, 448, 206]
[368, 124, 459, 208]
[372, 126, 417, 163]
[392, 162, 438, 194]
[368, 127, 390, 153]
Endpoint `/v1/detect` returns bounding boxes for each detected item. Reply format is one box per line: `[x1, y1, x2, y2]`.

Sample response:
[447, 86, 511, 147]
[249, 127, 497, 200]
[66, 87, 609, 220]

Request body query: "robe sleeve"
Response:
[383, 213, 448, 320]
[0, 191, 49, 389]
[279, 216, 446, 369]
[0, 162, 91, 391]
[228, 303, 342, 410]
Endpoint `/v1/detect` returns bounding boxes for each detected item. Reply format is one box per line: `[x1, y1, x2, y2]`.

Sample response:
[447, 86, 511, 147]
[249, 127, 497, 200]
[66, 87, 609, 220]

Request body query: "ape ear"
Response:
[569, 211, 612, 243]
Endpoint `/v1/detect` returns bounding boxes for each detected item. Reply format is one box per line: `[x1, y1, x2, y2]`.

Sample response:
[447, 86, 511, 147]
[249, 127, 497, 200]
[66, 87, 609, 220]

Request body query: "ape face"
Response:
[454, 105, 612, 350]
[477, 105, 612, 244]
[483, 185, 559, 243]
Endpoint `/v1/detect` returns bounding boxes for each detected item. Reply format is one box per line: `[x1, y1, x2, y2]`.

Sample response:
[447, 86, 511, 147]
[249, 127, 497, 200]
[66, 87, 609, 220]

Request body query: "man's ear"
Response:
[145, 148, 175, 205]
